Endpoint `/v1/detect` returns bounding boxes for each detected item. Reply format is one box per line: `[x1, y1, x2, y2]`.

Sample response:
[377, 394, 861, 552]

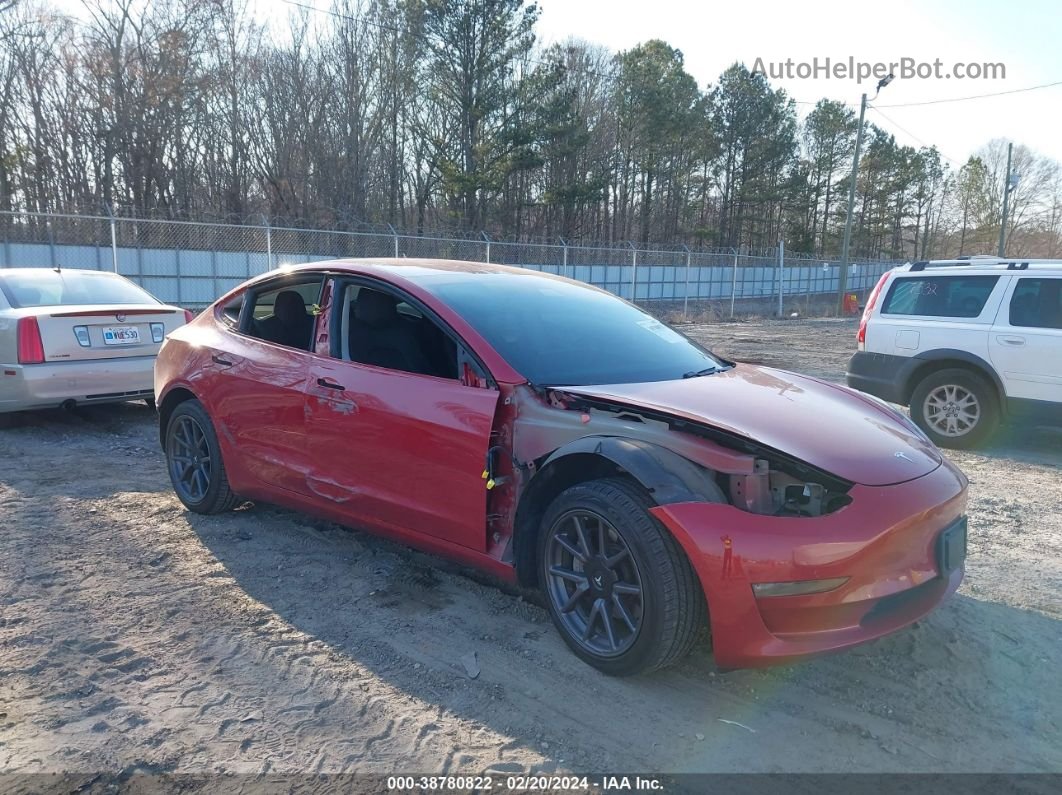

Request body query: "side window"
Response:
[335, 282, 486, 384]
[243, 278, 323, 351]
[1009, 278, 1062, 329]
[881, 275, 1000, 318]
[220, 295, 243, 329]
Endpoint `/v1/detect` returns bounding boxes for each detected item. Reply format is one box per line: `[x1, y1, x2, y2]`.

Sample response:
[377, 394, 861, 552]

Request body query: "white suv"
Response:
[846, 257, 1062, 448]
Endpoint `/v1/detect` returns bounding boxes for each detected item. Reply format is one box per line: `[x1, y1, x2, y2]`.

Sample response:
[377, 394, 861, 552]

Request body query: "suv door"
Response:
[989, 275, 1062, 409]
[303, 278, 499, 551]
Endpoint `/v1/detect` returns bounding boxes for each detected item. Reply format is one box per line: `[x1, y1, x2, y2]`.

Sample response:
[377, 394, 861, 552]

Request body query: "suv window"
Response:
[882, 275, 1000, 318]
[1009, 278, 1062, 329]
[243, 278, 323, 351]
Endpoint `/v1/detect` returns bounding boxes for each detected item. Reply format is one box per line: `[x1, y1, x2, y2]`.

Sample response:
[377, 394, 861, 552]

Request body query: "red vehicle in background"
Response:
[155, 260, 968, 674]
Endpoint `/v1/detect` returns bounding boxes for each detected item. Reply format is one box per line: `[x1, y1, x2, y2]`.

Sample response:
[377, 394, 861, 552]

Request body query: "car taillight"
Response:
[857, 272, 890, 351]
[183, 309, 195, 324]
[17, 316, 45, 364]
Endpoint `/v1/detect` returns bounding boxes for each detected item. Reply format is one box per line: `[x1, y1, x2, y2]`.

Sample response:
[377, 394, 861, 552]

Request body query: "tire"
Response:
[164, 399, 241, 514]
[0, 412, 19, 430]
[910, 368, 999, 450]
[538, 477, 705, 676]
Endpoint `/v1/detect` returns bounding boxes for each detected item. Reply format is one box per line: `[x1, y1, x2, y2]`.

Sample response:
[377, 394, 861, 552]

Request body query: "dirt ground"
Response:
[1, 318, 1060, 784]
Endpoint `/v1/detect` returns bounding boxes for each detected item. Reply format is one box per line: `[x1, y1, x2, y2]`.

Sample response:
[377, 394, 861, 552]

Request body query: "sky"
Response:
[533, 0, 1062, 166]
[45, 0, 1062, 166]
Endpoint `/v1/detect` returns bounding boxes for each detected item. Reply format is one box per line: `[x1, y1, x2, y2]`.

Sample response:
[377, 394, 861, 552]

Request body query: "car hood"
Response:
[561, 364, 942, 487]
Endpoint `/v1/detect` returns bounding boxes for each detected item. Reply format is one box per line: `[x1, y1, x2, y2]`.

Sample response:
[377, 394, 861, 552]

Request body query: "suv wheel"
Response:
[910, 368, 999, 449]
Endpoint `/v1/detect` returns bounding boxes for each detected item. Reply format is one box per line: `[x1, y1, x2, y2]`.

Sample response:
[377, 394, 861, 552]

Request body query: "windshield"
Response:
[423, 273, 725, 385]
[0, 270, 159, 308]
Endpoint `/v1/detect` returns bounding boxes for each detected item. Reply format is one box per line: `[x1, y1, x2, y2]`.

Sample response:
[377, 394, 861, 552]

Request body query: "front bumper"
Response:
[0, 356, 156, 413]
[651, 459, 968, 669]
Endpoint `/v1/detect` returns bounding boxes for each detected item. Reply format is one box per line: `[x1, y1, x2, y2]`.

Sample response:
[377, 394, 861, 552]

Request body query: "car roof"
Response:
[271, 258, 570, 282]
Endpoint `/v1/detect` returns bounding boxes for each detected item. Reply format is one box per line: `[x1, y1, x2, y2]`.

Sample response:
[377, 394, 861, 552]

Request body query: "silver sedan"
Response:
[0, 268, 190, 420]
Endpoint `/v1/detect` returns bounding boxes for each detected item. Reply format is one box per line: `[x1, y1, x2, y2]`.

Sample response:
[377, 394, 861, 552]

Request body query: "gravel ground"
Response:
[1, 317, 1060, 784]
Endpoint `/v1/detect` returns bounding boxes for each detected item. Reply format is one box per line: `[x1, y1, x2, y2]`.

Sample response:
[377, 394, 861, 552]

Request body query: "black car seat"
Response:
[348, 289, 431, 374]
[258, 290, 314, 349]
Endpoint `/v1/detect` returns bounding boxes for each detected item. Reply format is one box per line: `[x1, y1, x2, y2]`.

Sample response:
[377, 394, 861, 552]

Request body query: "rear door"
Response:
[989, 275, 1062, 405]
[199, 276, 325, 496]
[303, 278, 499, 551]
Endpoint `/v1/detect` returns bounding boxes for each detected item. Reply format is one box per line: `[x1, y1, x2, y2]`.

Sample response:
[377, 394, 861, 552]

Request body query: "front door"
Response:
[303, 280, 499, 551]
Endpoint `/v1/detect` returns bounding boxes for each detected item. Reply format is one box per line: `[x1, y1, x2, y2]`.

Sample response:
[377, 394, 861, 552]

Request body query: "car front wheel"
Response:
[164, 399, 240, 514]
[539, 477, 705, 676]
[910, 368, 999, 449]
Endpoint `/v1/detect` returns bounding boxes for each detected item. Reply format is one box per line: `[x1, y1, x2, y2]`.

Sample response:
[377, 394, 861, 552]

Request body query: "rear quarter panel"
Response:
[154, 312, 221, 405]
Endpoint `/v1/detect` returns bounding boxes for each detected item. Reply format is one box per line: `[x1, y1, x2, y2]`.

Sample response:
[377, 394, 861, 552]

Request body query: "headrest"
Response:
[355, 289, 399, 326]
[273, 290, 307, 326]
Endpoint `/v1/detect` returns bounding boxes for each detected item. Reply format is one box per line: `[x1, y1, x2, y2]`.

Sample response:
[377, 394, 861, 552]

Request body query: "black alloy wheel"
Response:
[545, 508, 645, 657]
[164, 399, 240, 514]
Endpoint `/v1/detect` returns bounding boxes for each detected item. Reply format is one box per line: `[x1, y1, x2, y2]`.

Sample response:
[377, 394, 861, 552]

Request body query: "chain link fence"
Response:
[0, 210, 901, 317]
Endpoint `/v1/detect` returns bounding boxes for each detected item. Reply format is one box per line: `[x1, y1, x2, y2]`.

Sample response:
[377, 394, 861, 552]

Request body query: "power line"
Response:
[793, 98, 858, 107]
[795, 79, 1062, 111]
[874, 80, 1062, 108]
[866, 104, 964, 166]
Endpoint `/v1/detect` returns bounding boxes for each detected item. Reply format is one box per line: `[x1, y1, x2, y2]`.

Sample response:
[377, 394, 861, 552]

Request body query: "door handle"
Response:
[211, 354, 234, 366]
[316, 377, 346, 391]
[996, 336, 1026, 346]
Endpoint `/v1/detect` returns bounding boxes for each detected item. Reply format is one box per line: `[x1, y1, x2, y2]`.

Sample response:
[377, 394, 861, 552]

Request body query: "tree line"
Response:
[1, 0, 1060, 259]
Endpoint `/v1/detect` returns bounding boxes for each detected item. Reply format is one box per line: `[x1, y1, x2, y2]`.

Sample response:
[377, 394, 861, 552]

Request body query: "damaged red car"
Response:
[155, 260, 969, 675]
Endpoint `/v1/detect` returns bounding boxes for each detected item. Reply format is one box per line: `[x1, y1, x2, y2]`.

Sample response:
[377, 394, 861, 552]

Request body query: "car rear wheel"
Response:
[539, 477, 705, 676]
[165, 399, 240, 514]
[910, 368, 999, 449]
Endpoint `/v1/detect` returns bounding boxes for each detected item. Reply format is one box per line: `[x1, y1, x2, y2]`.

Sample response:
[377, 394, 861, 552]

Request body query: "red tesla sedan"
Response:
[155, 260, 968, 674]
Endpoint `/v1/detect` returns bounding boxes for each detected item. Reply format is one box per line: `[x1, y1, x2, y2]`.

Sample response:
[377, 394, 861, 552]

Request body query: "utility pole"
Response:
[998, 142, 1015, 257]
[838, 73, 893, 314]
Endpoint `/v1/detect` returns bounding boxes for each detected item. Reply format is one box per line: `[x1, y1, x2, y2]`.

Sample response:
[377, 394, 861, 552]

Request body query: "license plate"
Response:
[102, 326, 140, 345]
[936, 516, 968, 573]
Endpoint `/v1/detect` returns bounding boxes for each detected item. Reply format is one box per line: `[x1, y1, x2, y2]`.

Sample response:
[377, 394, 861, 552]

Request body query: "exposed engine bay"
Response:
[511, 385, 854, 519]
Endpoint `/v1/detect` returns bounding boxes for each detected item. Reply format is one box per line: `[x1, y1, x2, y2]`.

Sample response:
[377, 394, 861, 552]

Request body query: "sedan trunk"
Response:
[33, 305, 186, 362]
